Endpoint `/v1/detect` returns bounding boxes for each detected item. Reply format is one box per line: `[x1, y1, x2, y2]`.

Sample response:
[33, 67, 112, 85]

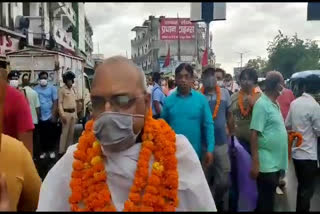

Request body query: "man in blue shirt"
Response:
[34, 71, 58, 160]
[151, 72, 165, 119]
[161, 63, 214, 167]
[202, 67, 235, 212]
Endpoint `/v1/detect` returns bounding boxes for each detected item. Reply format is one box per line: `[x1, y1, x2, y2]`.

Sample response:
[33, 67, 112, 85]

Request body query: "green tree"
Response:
[265, 30, 320, 79]
[246, 56, 268, 76]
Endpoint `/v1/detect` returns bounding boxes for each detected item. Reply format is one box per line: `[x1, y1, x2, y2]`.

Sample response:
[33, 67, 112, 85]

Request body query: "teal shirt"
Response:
[250, 93, 288, 173]
[160, 89, 215, 159]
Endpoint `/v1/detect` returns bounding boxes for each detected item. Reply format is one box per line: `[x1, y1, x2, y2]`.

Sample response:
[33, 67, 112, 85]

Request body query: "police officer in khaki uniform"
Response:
[58, 71, 78, 155]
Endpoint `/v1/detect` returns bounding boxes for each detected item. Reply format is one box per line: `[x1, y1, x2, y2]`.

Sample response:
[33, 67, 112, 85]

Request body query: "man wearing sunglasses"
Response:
[37, 56, 216, 211]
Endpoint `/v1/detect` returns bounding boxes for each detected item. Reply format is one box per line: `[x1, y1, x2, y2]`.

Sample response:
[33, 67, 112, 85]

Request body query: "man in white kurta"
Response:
[37, 56, 216, 212]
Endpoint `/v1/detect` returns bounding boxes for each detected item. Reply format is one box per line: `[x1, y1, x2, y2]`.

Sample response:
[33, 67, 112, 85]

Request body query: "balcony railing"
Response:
[85, 33, 93, 50]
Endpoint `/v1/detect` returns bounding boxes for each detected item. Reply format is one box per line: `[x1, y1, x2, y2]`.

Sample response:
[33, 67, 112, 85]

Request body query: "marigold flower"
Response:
[91, 156, 103, 165]
[73, 160, 85, 170]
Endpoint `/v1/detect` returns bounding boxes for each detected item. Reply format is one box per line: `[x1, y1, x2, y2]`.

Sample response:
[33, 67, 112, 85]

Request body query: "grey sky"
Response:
[85, 2, 320, 74]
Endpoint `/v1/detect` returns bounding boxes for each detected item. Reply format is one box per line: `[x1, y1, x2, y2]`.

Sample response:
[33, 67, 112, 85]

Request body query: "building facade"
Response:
[0, 2, 94, 69]
[131, 16, 206, 75]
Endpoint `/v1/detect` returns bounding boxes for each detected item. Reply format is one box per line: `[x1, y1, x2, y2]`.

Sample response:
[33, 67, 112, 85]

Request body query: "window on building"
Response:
[23, 3, 30, 16]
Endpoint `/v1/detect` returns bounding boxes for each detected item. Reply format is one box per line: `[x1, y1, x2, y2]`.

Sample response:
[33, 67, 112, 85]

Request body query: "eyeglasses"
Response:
[91, 94, 145, 112]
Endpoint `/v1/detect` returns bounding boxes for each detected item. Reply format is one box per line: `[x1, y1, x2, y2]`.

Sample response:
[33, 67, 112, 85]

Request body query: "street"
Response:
[274, 160, 320, 211]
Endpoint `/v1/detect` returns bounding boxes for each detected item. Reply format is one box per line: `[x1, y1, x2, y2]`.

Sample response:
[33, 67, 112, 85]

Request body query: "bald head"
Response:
[92, 56, 146, 91]
[265, 71, 284, 92]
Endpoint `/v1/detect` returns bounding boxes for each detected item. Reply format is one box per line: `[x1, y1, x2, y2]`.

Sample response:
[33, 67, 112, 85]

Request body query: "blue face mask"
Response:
[93, 112, 144, 152]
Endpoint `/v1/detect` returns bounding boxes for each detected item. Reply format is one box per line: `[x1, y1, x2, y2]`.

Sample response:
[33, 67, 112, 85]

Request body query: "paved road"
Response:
[274, 159, 320, 212]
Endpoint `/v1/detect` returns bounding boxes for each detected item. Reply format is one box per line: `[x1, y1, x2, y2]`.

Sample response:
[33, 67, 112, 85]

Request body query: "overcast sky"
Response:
[85, 2, 320, 74]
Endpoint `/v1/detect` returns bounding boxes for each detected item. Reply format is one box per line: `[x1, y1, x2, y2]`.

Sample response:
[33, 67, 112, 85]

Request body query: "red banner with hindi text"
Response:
[160, 18, 195, 40]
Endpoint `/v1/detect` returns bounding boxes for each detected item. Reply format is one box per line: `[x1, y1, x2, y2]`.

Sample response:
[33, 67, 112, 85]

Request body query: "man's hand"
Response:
[203, 152, 214, 168]
[250, 161, 259, 180]
[0, 173, 10, 211]
[51, 116, 57, 123]
[61, 116, 67, 124]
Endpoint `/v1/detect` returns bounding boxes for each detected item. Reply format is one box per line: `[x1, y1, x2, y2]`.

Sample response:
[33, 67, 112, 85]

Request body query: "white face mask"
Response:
[217, 80, 224, 87]
[40, 79, 48, 87]
[9, 80, 19, 88]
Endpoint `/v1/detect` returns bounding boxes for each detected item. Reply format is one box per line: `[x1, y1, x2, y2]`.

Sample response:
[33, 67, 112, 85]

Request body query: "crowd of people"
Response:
[1, 69, 80, 179]
[0, 56, 319, 211]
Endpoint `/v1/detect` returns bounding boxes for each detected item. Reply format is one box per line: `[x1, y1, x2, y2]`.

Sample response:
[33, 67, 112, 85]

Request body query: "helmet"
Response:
[62, 71, 75, 84]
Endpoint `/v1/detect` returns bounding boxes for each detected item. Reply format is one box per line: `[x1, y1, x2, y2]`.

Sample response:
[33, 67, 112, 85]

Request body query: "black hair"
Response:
[7, 71, 20, 79]
[39, 71, 48, 79]
[239, 68, 258, 84]
[175, 63, 194, 77]
[152, 72, 161, 83]
[215, 68, 226, 77]
[22, 73, 30, 80]
[202, 67, 215, 76]
[63, 71, 75, 84]
[225, 73, 232, 79]
[298, 77, 319, 94]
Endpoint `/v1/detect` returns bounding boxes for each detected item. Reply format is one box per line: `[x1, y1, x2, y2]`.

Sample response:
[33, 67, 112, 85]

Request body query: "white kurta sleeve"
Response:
[175, 134, 217, 211]
[37, 145, 77, 211]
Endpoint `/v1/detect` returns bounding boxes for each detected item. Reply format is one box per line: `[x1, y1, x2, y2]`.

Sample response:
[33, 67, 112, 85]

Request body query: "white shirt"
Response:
[147, 85, 153, 94]
[37, 134, 216, 211]
[285, 93, 320, 160]
[22, 86, 40, 124]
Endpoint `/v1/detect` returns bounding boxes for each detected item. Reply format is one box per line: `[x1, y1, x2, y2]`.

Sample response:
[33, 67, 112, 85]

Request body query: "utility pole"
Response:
[236, 51, 250, 69]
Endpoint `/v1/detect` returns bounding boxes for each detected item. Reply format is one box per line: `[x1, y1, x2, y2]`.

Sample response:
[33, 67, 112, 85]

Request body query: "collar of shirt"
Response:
[302, 92, 313, 99]
[176, 88, 194, 97]
[262, 93, 280, 109]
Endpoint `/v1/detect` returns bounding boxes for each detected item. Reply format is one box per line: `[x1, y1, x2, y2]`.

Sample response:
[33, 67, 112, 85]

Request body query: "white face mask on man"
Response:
[9, 80, 19, 88]
[217, 80, 224, 87]
[40, 79, 48, 87]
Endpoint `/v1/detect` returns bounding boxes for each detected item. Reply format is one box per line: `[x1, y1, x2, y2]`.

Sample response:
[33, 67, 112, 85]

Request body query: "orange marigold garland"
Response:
[201, 85, 221, 119]
[69, 109, 179, 212]
[238, 88, 256, 117]
[288, 131, 303, 159]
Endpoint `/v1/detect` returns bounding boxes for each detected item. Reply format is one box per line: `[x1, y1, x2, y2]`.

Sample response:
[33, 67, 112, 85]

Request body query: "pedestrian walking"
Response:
[230, 68, 261, 154]
[37, 56, 217, 212]
[276, 80, 295, 194]
[249, 71, 288, 212]
[7, 71, 20, 89]
[1, 68, 34, 155]
[0, 76, 42, 211]
[151, 72, 165, 119]
[21, 73, 41, 159]
[58, 71, 78, 155]
[160, 63, 214, 167]
[34, 71, 58, 159]
[201, 66, 235, 212]
[285, 79, 320, 212]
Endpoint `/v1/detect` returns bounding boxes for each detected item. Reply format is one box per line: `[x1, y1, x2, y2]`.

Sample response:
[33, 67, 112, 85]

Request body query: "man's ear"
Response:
[145, 93, 151, 107]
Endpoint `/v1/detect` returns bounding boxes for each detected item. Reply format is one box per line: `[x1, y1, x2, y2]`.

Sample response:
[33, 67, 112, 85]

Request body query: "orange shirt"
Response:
[0, 134, 41, 211]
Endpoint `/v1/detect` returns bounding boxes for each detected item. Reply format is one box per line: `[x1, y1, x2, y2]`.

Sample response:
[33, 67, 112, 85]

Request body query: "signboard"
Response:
[190, 2, 226, 22]
[160, 18, 195, 40]
[307, 2, 320, 21]
[0, 34, 19, 57]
